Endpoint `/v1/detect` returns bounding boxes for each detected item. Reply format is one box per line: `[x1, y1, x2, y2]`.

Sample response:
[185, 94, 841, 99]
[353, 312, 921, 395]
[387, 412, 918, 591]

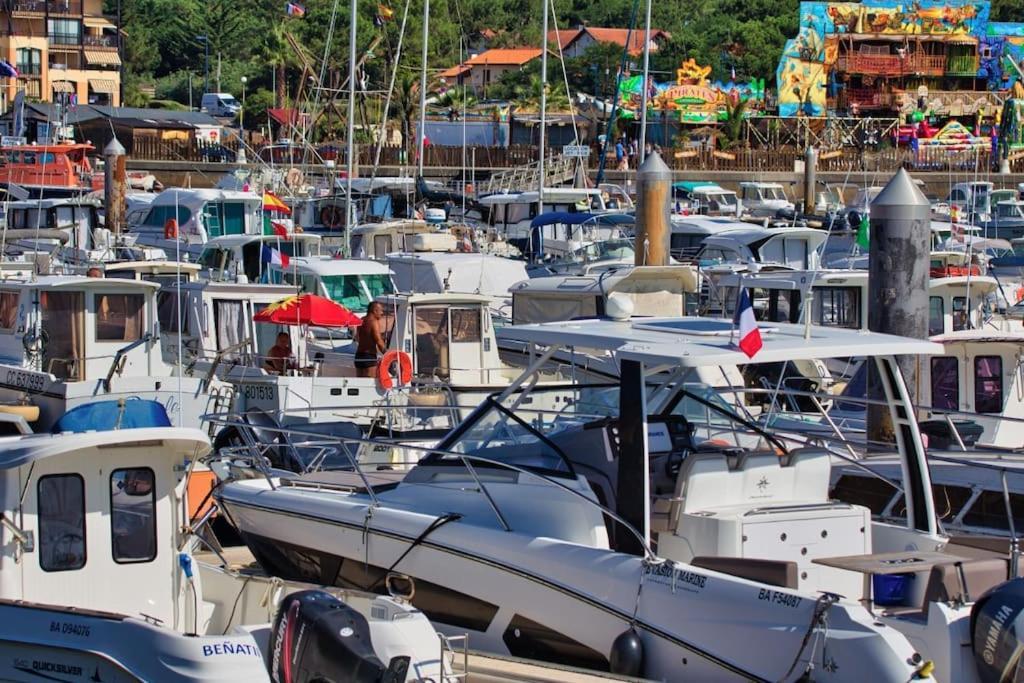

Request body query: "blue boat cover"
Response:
[53, 399, 172, 434]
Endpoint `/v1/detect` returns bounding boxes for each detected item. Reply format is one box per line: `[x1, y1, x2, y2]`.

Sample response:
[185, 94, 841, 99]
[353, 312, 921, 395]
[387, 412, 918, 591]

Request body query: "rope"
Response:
[367, 512, 463, 591]
[775, 592, 837, 683]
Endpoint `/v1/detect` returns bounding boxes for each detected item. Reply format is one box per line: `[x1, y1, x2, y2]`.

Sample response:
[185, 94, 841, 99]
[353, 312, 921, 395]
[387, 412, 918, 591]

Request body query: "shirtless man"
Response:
[265, 332, 293, 374]
[355, 302, 386, 377]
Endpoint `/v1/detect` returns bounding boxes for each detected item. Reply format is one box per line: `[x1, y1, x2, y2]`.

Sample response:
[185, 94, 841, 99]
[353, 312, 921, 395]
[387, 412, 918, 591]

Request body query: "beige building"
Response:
[440, 48, 543, 94]
[0, 0, 121, 113]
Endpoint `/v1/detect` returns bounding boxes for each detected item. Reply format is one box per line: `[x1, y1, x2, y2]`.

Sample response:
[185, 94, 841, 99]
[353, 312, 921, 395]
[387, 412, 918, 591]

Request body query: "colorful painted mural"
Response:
[618, 58, 767, 124]
[776, 1, 1024, 117]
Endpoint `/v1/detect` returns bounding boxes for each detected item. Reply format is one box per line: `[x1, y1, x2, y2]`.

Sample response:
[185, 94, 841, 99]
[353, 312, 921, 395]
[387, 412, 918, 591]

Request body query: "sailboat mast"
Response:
[416, 0, 430, 176]
[537, 0, 549, 217]
[638, 0, 652, 164]
[344, 0, 357, 252]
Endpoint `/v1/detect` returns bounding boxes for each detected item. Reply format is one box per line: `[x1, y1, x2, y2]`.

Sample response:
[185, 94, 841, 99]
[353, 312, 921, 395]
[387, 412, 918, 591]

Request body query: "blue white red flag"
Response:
[732, 288, 762, 358]
[285, 2, 305, 17]
[261, 245, 290, 268]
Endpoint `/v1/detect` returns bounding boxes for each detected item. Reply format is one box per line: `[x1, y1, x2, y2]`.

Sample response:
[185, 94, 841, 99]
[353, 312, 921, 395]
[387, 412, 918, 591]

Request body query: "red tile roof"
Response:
[439, 64, 472, 79]
[546, 27, 671, 56]
[465, 48, 543, 66]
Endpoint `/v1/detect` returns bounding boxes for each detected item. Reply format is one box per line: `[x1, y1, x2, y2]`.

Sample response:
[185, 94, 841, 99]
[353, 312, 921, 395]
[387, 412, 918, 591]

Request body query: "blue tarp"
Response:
[53, 399, 172, 434]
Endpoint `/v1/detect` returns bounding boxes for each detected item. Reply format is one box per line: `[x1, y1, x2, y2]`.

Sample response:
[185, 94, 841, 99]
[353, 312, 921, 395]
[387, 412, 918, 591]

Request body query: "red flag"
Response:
[271, 221, 291, 240]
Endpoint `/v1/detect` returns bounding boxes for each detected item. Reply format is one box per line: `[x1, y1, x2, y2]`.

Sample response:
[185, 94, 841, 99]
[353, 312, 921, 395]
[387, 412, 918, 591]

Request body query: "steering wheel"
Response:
[663, 448, 690, 479]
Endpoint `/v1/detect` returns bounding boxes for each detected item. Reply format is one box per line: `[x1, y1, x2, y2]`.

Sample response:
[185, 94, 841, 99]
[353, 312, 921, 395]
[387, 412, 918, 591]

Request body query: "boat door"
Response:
[448, 306, 484, 382]
[212, 298, 249, 361]
[411, 306, 450, 379]
[41, 291, 84, 380]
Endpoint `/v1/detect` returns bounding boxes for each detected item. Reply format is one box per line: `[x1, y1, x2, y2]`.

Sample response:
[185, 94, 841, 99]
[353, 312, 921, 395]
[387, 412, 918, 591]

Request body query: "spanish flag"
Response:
[263, 191, 292, 215]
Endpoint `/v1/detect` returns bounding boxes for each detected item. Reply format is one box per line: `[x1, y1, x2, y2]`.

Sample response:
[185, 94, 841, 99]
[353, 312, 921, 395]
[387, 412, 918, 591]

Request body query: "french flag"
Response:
[733, 288, 762, 358]
[261, 245, 290, 268]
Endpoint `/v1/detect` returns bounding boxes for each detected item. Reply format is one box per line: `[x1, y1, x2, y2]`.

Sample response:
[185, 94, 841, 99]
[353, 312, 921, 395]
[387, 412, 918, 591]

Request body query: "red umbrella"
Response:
[253, 294, 362, 328]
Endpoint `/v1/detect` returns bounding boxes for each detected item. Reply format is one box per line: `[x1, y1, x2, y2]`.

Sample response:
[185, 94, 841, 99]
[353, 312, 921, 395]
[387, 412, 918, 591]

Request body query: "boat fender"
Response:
[377, 350, 413, 390]
[164, 218, 178, 240]
[320, 205, 344, 229]
[971, 577, 1024, 683]
[609, 627, 644, 676]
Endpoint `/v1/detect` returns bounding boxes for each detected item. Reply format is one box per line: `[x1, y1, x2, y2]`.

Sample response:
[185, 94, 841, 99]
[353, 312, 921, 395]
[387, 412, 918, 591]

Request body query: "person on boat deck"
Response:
[86, 267, 103, 278]
[266, 332, 294, 374]
[355, 302, 386, 377]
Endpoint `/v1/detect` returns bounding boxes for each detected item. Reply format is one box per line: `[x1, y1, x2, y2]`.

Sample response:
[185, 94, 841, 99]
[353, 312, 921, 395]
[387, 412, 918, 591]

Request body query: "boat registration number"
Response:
[5, 369, 44, 392]
[243, 385, 276, 402]
[50, 620, 90, 637]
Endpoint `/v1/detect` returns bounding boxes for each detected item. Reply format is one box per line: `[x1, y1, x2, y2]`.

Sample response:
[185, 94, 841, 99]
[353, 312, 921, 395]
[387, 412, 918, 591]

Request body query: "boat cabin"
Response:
[669, 215, 750, 260]
[131, 189, 265, 257]
[102, 260, 202, 287]
[738, 182, 795, 218]
[697, 226, 827, 270]
[510, 266, 699, 324]
[477, 188, 612, 248]
[276, 256, 396, 314]
[197, 233, 322, 284]
[671, 182, 741, 217]
[351, 220, 454, 259]
[524, 212, 632, 262]
[0, 142, 96, 195]
[0, 427, 209, 625]
[0, 276, 163, 383]
[384, 251, 528, 310]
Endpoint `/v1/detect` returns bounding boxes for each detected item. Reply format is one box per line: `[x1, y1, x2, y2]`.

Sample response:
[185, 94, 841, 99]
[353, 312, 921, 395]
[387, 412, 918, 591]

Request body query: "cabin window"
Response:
[222, 202, 246, 235]
[157, 290, 189, 334]
[22, 151, 35, 165]
[110, 468, 157, 563]
[814, 287, 860, 328]
[95, 293, 144, 342]
[322, 275, 369, 310]
[413, 306, 450, 378]
[41, 291, 84, 381]
[38, 474, 86, 572]
[372, 234, 393, 256]
[143, 205, 192, 230]
[38, 152, 55, 165]
[930, 357, 959, 411]
[513, 295, 599, 325]
[952, 296, 969, 331]
[928, 297, 944, 336]
[975, 356, 1003, 414]
[364, 274, 395, 299]
[213, 300, 246, 360]
[450, 308, 482, 343]
[0, 291, 18, 331]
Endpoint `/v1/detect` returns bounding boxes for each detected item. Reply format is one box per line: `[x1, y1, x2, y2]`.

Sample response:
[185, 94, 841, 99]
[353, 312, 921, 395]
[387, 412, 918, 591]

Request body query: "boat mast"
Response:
[416, 0, 429, 177]
[537, 0, 549, 218]
[344, 0, 357, 253]
[638, 0, 652, 164]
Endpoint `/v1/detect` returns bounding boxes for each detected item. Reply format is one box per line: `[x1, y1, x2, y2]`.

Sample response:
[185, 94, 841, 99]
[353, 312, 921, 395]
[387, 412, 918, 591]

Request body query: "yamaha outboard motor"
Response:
[971, 578, 1024, 682]
[268, 590, 410, 683]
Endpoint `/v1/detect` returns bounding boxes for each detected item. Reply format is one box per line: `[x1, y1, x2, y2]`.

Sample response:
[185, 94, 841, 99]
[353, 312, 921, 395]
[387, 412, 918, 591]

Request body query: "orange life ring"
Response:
[377, 350, 413, 390]
[164, 218, 178, 239]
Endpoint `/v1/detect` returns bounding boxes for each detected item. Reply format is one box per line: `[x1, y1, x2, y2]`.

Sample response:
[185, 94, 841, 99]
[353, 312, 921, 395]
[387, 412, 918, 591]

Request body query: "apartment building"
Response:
[0, 0, 120, 112]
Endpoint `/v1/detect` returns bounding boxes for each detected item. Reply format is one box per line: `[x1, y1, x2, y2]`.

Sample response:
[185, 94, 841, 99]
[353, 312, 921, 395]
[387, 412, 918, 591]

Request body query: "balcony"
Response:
[11, 0, 83, 14]
[83, 34, 117, 49]
[48, 33, 80, 49]
[843, 88, 892, 110]
[837, 52, 947, 77]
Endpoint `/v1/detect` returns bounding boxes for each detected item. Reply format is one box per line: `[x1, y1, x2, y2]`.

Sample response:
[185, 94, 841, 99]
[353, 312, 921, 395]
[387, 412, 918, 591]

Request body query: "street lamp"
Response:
[195, 35, 209, 95]
[240, 76, 247, 141]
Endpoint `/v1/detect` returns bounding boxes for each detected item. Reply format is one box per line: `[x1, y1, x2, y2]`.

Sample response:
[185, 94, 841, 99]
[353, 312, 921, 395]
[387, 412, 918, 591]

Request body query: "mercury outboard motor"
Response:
[971, 578, 1024, 682]
[268, 590, 410, 683]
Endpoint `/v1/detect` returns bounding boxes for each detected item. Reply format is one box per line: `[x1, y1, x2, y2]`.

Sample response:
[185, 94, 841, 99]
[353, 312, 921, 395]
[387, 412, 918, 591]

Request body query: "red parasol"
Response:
[253, 294, 362, 327]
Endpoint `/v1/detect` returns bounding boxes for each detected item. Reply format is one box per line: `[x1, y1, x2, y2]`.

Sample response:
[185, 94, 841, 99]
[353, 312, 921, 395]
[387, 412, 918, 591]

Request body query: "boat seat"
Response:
[922, 558, 1008, 607]
[692, 556, 798, 589]
[651, 452, 730, 534]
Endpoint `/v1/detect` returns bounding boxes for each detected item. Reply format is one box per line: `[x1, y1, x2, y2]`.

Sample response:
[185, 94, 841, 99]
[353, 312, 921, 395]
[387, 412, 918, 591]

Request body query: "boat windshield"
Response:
[571, 238, 634, 262]
[764, 187, 786, 200]
[321, 273, 394, 310]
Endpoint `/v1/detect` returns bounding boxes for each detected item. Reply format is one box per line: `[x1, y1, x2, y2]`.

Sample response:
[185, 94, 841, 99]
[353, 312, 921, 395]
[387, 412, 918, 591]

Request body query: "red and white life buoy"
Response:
[377, 350, 413, 390]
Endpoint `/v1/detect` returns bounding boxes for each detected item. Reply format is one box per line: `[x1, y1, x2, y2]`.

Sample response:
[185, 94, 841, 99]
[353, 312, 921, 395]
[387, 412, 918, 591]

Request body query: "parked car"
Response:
[198, 143, 236, 163]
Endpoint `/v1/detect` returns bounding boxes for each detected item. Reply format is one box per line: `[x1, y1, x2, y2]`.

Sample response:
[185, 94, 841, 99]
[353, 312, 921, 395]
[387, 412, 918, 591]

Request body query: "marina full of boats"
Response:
[8, 151, 1024, 683]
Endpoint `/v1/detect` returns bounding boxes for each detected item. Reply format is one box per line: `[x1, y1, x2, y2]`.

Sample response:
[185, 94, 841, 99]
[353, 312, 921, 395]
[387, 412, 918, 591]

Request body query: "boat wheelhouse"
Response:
[0, 276, 228, 431]
[131, 189, 265, 258]
[671, 182, 741, 217]
[275, 256, 396, 315]
[0, 142, 97, 197]
[196, 233, 323, 284]
[738, 181, 795, 218]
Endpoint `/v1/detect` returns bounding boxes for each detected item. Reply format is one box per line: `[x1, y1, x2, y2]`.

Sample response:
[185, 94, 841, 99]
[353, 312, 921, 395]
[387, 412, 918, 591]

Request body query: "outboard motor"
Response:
[268, 590, 410, 683]
[971, 578, 1024, 682]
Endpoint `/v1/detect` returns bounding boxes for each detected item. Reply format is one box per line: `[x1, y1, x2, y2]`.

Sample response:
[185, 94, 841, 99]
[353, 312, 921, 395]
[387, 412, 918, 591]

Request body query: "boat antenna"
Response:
[415, 0, 430, 178]
[537, 0, 549, 221]
[344, 0, 358, 256]
[175, 189, 184, 426]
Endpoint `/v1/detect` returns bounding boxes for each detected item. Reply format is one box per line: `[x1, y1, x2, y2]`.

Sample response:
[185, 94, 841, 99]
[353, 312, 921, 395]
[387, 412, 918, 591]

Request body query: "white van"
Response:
[200, 92, 240, 117]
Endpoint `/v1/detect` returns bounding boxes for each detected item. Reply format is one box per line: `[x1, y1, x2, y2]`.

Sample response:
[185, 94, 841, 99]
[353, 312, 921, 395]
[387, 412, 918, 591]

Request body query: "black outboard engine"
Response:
[268, 590, 410, 683]
[971, 577, 1024, 682]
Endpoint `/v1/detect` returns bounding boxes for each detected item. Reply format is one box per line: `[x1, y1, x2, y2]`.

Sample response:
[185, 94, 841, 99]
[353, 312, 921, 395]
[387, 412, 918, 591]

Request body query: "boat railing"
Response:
[102, 332, 154, 391]
[204, 411, 659, 560]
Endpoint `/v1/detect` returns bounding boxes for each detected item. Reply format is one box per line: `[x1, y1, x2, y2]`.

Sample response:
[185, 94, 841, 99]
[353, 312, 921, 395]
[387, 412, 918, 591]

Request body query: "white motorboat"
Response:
[0, 425, 452, 682]
[218, 318, 995, 681]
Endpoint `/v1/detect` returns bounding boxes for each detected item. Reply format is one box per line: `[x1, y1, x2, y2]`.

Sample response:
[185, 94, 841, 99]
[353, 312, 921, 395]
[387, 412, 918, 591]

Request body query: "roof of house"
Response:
[1, 103, 219, 127]
[546, 26, 671, 56]
[439, 48, 543, 80]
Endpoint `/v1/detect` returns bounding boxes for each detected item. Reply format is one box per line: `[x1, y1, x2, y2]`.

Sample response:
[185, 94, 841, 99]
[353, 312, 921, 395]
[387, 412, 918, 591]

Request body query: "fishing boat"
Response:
[0, 425, 453, 681]
[0, 141, 98, 198]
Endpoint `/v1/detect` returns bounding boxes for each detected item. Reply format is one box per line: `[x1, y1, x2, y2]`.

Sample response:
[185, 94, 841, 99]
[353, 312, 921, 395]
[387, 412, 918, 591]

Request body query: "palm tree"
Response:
[391, 72, 420, 156]
[715, 97, 749, 150]
[435, 86, 478, 112]
[512, 74, 570, 112]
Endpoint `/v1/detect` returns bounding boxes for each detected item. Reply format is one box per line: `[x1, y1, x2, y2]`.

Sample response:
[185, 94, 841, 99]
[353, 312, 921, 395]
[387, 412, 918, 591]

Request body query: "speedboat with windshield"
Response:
[218, 317, 998, 682]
